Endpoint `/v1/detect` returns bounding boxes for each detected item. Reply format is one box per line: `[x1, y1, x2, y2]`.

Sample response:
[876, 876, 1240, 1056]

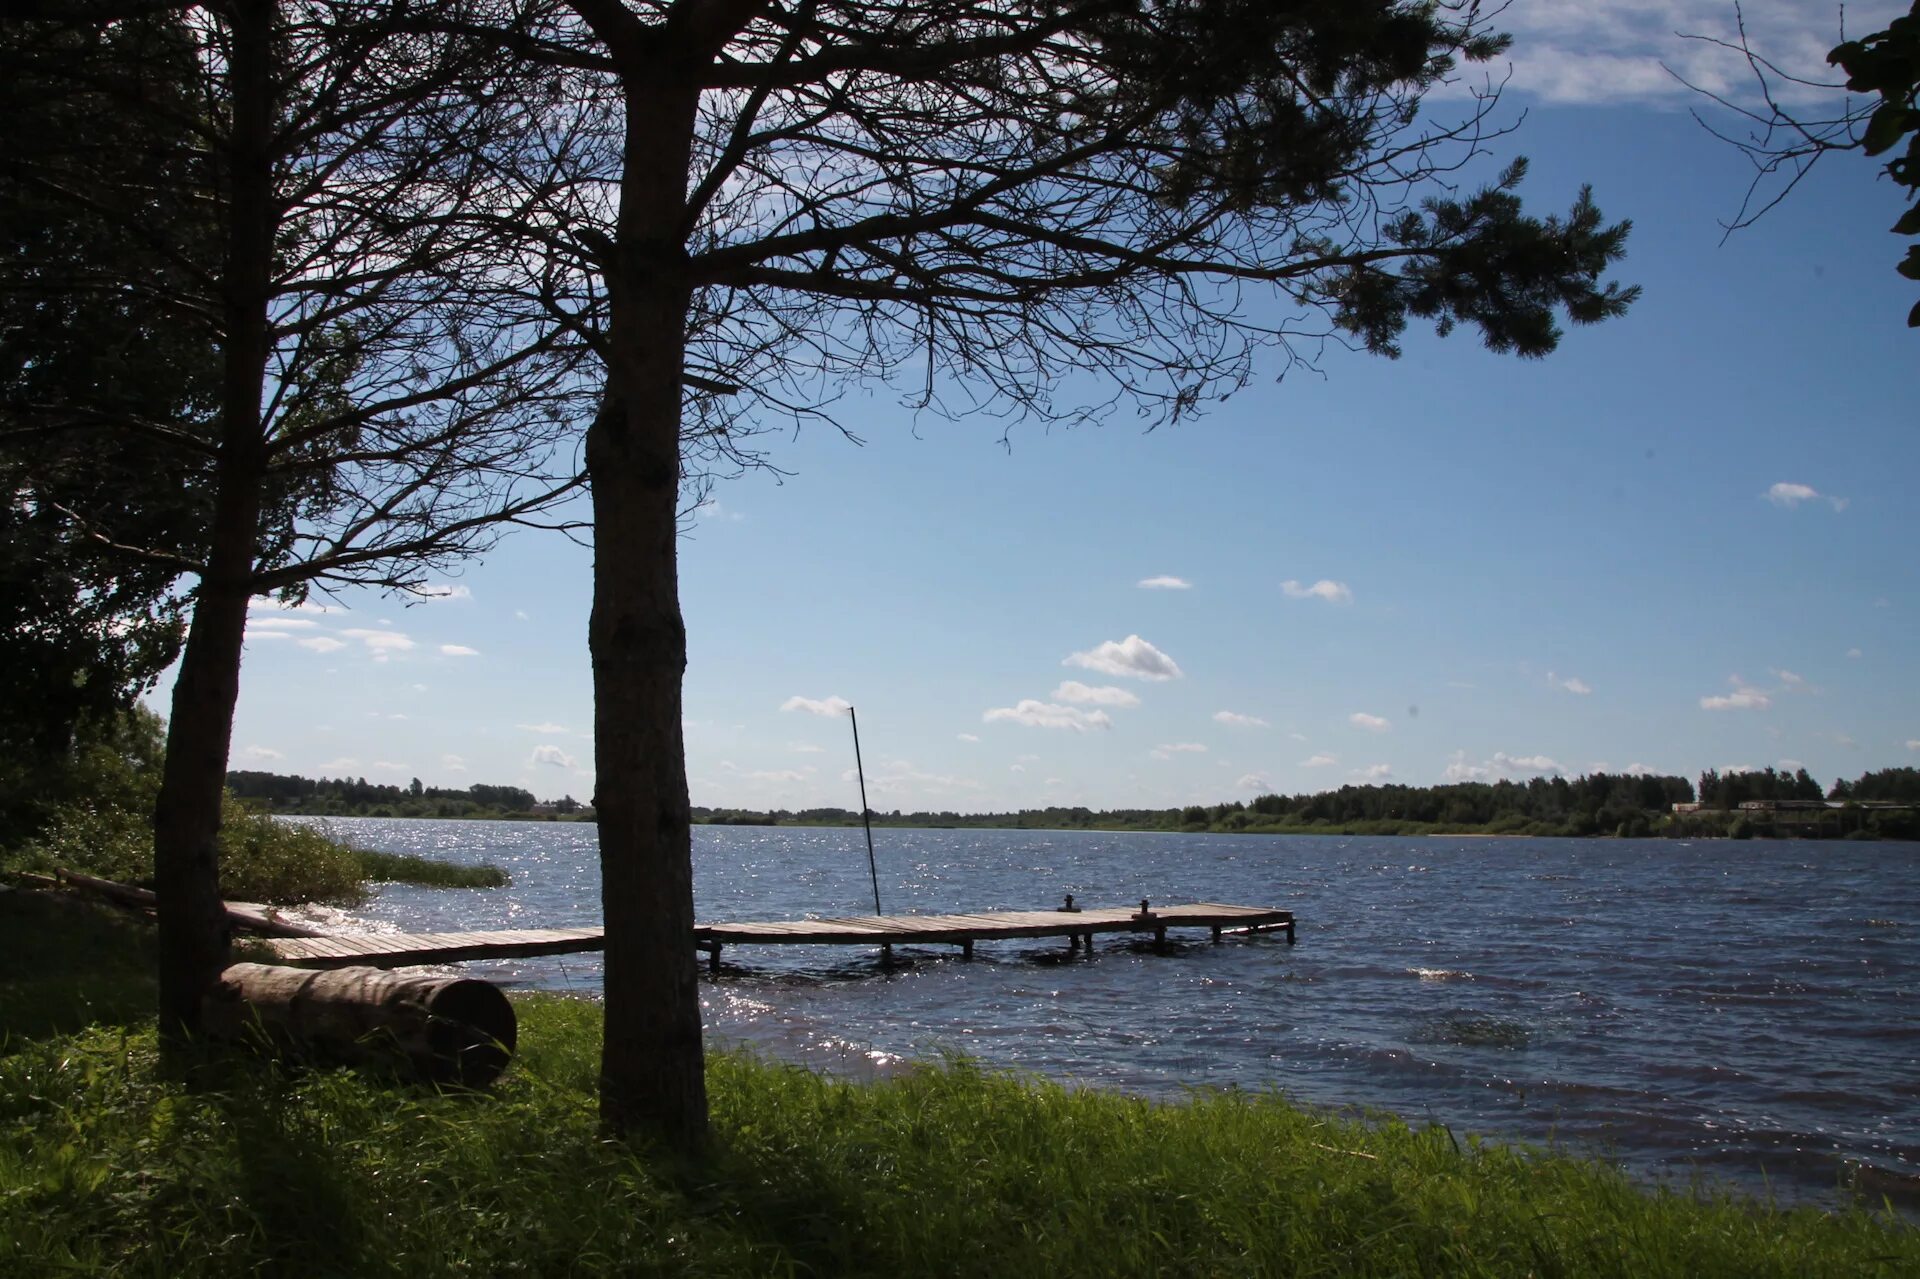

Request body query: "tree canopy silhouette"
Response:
[520, 0, 1638, 1151]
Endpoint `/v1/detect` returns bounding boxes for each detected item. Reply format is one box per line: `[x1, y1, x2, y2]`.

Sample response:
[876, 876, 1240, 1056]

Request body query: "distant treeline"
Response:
[699, 766, 1920, 840]
[226, 771, 584, 819]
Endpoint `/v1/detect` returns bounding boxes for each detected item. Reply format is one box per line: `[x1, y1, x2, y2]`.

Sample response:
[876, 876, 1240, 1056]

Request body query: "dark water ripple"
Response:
[292, 821, 1920, 1213]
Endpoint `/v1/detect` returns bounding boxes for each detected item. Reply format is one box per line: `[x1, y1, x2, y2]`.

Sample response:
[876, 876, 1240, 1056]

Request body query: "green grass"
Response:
[350, 847, 508, 889]
[2, 896, 1914, 1277]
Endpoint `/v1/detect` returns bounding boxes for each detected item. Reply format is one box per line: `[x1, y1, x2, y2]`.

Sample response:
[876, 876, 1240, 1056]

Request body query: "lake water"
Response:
[288, 819, 1919, 1211]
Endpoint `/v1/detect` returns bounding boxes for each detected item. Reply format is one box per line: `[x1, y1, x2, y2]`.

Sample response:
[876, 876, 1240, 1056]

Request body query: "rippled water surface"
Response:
[296, 820, 1920, 1209]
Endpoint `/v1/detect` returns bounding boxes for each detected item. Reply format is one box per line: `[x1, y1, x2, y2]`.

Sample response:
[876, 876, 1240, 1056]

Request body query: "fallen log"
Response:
[52, 868, 326, 938]
[204, 962, 517, 1087]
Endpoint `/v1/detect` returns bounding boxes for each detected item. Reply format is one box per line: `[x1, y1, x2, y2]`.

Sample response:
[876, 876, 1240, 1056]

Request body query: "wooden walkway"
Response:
[258, 900, 1295, 971]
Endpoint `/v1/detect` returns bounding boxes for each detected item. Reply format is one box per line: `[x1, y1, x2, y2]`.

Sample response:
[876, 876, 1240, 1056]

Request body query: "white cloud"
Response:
[442, 754, 468, 773]
[342, 628, 416, 653]
[957, 733, 980, 743]
[1353, 764, 1394, 782]
[1769, 668, 1808, 690]
[417, 584, 471, 601]
[244, 629, 290, 642]
[788, 741, 826, 754]
[372, 760, 408, 771]
[837, 758, 982, 797]
[514, 609, 530, 621]
[1700, 675, 1772, 711]
[1236, 773, 1270, 791]
[240, 745, 283, 761]
[1063, 634, 1183, 681]
[1301, 753, 1339, 768]
[245, 616, 320, 631]
[298, 636, 347, 654]
[1766, 481, 1848, 511]
[983, 700, 1113, 731]
[1281, 578, 1353, 604]
[1548, 672, 1593, 695]
[531, 744, 575, 768]
[781, 694, 852, 717]
[1213, 710, 1269, 728]
[1150, 742, 1208, 760]
[1777, 758, 1806, 772]
[1847, 647, 1863, 659]
[1052, 681, 1141, 708]
[440, 644, 480, 657]
[1445, 750, 1563, 780]
[1623, 762, 1658, 776]
[1907, 740, 1920, 752]
[320, 757, 360, 772]
[694, 497, 745, 522]
[1349, 712, 1390, 732]
[518, 722, 569, 734]
[1496, 4, 1865, 108]
[1137, 575, 1192, 590]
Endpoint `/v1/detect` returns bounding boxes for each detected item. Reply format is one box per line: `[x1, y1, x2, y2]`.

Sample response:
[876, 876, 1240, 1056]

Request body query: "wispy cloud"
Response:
[1700, 675, 1772, 711]
[1548, 672, 1593, 695]
[518, 722, 569, 734]
[530, 744, 575, 768]
[1052, 681, 1141, 708]
[983, 700, 1113, 731]
[342, 628, 415, 653]
[320, 757, 360, 772]
[1150, 742, 1208, 760]
[957, 733, 980, 743]
[299, 636, 347, 654]
[788, 741, 826, 754]
[1352, 763, 1393, 782]
[781, 694, 852, 717]
[1281, 578, 1353, 604]
[439, 644, 480, 657]
[1301, 753, 1338, 767]
[1907, 740, 1920, 752]
[1349, 712, 1390, 732]
[245, 616, 320, 632]
[1213, 710, 1269, 728]
[1063, 634, 1183, 681]
[442, 754, 468, 773]
[240, 745, 283, 761]
[1766, 481, 1848, 512]
[1137, 575, 1192, 590]
[1497, 4, 1854, 108]
[1847, 647, 1863, 659]
[417, 584, 471, 601]
[1236, 773, 1270, 791]
[1444, 750, 1563, 781]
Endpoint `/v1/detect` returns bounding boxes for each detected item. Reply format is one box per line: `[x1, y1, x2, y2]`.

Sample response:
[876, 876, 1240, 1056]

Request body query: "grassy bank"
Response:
[2, 895, 1915, 1276]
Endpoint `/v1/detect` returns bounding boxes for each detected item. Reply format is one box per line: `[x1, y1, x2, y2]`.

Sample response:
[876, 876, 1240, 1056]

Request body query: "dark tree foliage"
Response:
[516, 0, 1637, 1150]
[1696, 765, 1824, 809]
[0, 11, 218, 765]
[1831, 765, 1920, 802]
[226, 769, 540, 813]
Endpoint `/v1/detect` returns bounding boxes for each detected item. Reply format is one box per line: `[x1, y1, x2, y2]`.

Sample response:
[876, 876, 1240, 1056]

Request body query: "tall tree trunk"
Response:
[153, 0, 275, 1047]
[589, 79, 708, 1151]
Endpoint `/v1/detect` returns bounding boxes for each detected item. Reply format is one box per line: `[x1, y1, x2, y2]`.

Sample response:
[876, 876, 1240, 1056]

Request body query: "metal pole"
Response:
[849, 706, 882, 916]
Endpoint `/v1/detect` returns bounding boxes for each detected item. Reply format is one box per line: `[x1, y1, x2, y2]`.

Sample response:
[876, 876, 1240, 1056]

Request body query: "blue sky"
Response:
[207, 1, 1919, 811]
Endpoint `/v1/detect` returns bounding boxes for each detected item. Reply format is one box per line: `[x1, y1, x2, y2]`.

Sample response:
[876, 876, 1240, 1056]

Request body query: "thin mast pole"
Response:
[849, 706, 882, 916]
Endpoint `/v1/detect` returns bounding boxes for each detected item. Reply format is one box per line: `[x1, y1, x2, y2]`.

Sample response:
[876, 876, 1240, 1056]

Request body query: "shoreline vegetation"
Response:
[2, 891, 1915, 1276]
[228, 765, 1920, 842]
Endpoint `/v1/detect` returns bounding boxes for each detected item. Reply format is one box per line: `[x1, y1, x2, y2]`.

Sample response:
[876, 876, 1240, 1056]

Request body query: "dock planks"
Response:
[257, 901, 1294, 970]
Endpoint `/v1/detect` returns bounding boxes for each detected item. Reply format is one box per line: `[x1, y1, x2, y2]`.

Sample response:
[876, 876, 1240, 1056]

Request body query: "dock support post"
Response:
[1211, 925, 1222, 944]
[1081, 932, 1093, 955]
[880, 943, 894, 969]
[708, 943, 722, 973]
[1154, 926, 1167, 953]
[1286, 918, 1296, 945]
[961, 939, 973, 961]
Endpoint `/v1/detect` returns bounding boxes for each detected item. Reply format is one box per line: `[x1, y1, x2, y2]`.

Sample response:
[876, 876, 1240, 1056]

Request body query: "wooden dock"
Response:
[258, 900, 1294, 971]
